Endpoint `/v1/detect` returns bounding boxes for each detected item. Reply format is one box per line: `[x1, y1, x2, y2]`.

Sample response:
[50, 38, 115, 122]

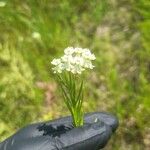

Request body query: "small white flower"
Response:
[74, 47, 83, 54]
[82, 49, 96, 60]
[65, 63, 73, 72]
[83, 60, 94, 69]
[51, 59, 61, 66]
[71, 65, 83, 74]
[52, 63, 64, 73]
[62, 55, 77, 65]
[64, 47, 75, 55]
[74, 56, 84, 66]
[90, 54, 96, 60]
[61, 55, 68, 62]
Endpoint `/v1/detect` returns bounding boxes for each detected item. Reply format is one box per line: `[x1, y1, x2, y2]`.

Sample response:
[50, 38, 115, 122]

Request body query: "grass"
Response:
[0, 0, 150, 149]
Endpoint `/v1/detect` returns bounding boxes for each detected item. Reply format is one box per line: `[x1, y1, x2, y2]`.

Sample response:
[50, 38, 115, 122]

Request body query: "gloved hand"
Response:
[0, 112, 118, 150]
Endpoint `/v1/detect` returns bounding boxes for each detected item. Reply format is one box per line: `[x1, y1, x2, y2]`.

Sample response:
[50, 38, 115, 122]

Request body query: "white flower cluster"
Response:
[51, 47, 96, 74]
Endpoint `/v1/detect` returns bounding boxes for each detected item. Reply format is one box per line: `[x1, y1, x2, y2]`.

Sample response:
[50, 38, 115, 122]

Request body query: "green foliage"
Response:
[57, 73, 84, 127]
[0, 0, 107, 141]
[0, 44, 43, 139]
[0, 0, 150, 149]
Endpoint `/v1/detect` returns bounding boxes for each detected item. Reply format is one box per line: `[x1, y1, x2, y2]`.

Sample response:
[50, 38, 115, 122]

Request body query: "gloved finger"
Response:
[0, 122, 112, 150]
[38, 112, 118, 132]
[38, 112, 117, 137]
[1, 116, 73, 142]
[0, 135, 56, 150]
[8, 112, 118, 141]
[50, 121, 112, 150]
[47, 112, 119, 132]
[84, 112, 118, 132]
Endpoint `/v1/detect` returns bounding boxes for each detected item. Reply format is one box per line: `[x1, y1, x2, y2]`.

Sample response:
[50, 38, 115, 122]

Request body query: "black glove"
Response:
[0, 112, 118, 150]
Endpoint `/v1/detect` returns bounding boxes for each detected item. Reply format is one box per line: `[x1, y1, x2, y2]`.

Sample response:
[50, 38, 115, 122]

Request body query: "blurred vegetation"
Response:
[0, 0, 150, 149]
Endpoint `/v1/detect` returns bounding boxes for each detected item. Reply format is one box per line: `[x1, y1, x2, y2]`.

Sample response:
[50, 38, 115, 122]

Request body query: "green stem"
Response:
[58, 72, 84, 127]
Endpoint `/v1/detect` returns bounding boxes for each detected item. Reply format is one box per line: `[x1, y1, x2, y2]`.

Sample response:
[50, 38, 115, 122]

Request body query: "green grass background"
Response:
[0, 0, 150, 149]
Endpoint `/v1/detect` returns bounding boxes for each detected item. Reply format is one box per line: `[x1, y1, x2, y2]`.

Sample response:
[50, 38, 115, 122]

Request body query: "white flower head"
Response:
[51, 47, 96, 74]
